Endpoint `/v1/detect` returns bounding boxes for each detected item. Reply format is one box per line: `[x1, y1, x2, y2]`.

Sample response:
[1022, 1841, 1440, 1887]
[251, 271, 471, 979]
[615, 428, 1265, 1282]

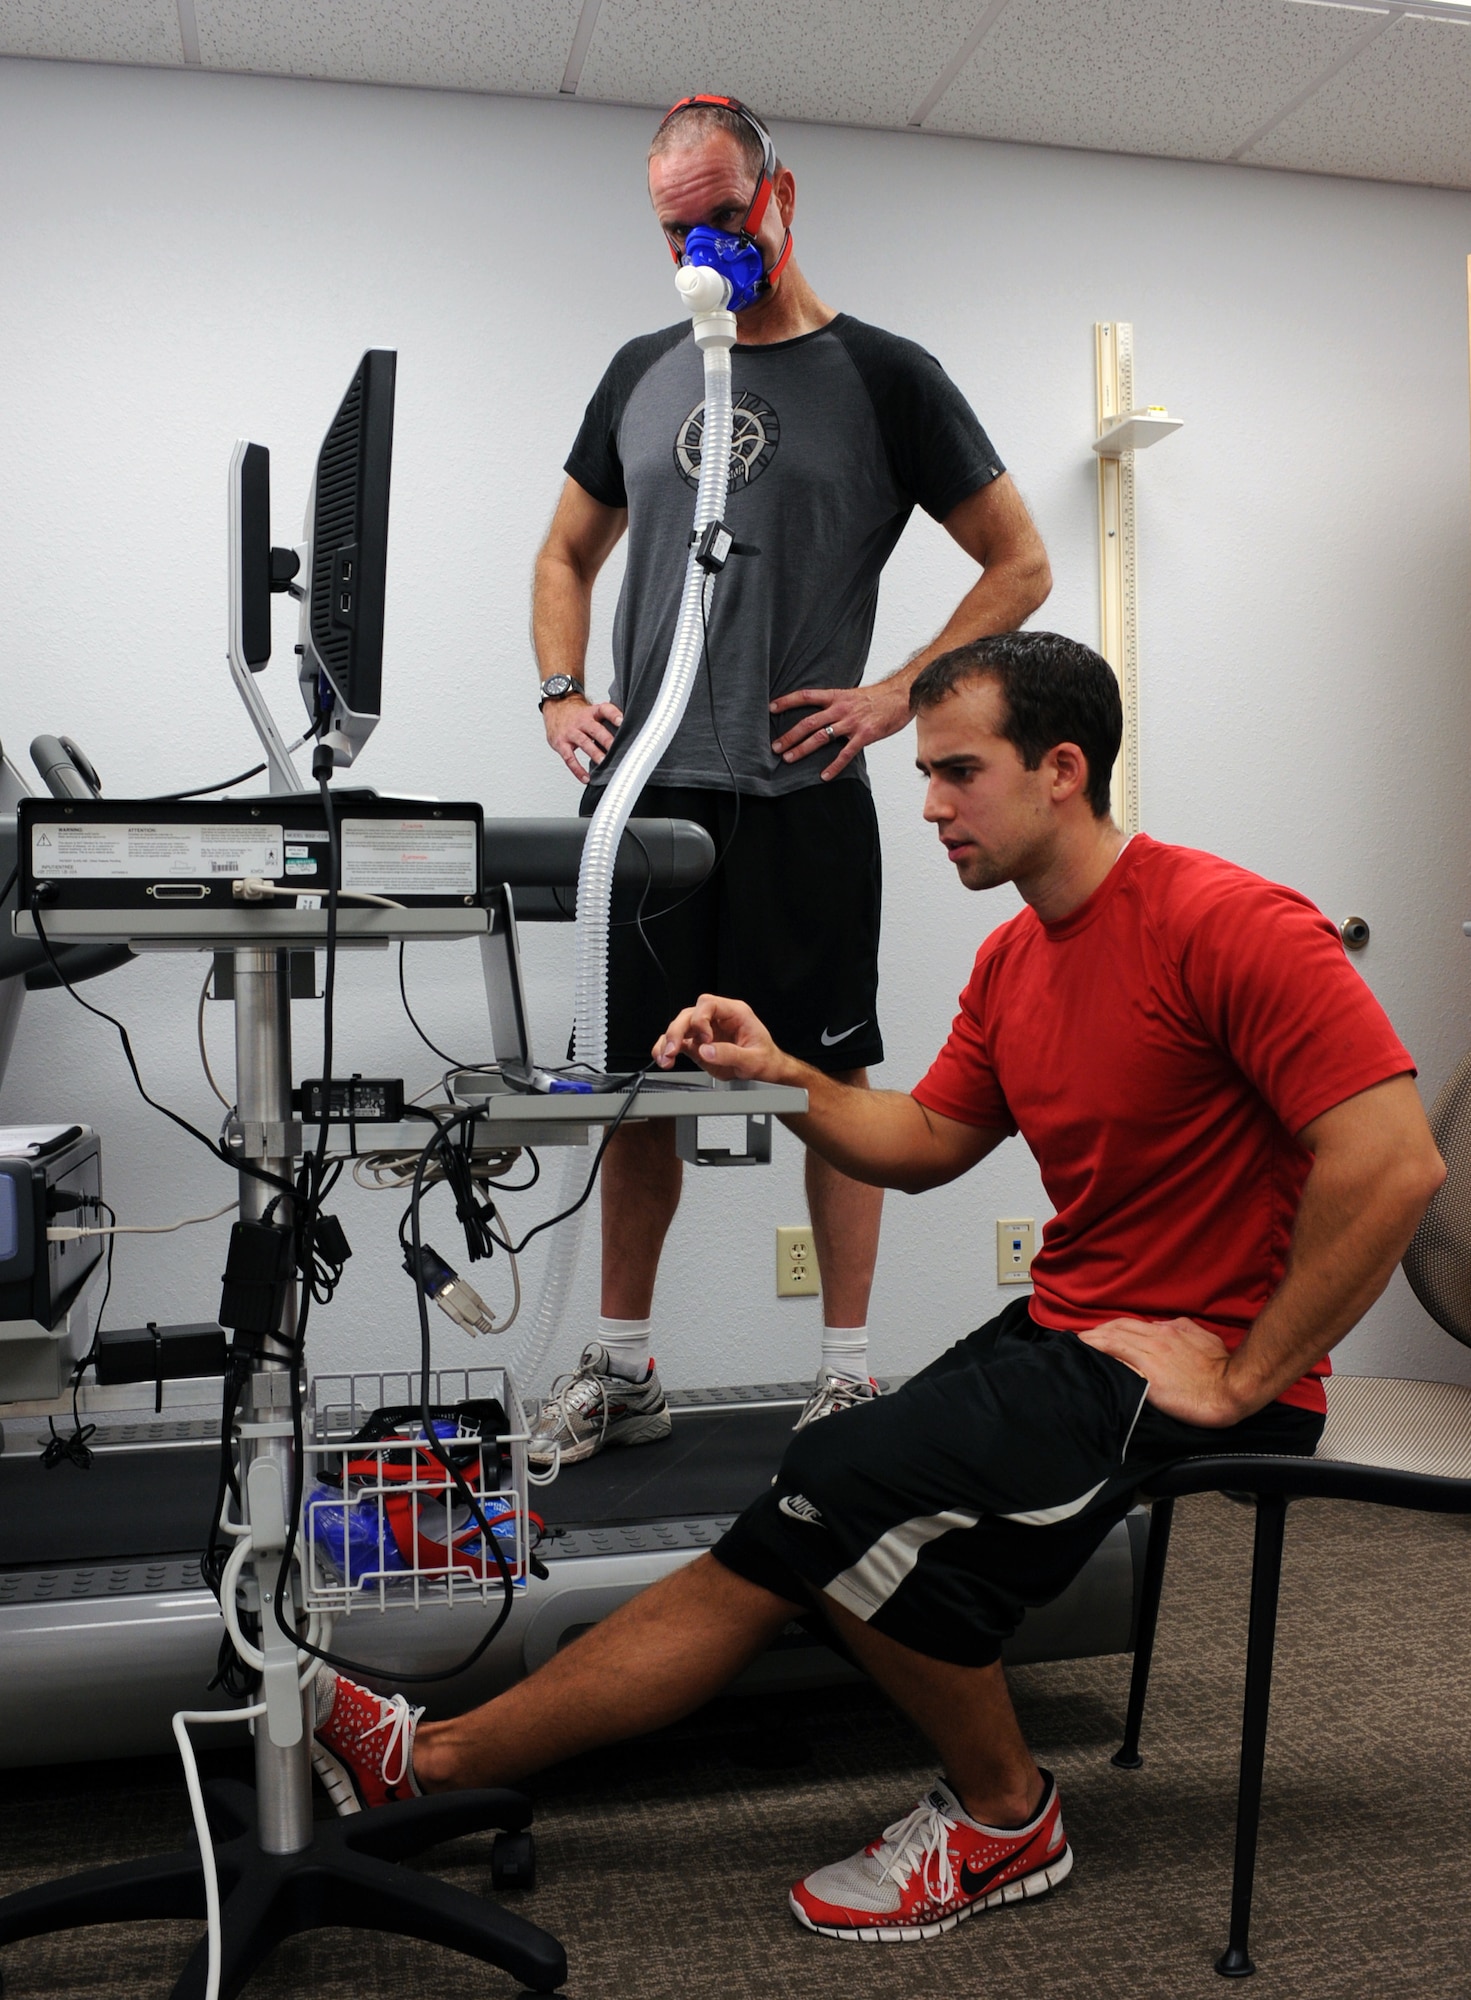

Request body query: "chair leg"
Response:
[1112, 1496, 1175, 1769]
[1215, 1492, 1288, 1979]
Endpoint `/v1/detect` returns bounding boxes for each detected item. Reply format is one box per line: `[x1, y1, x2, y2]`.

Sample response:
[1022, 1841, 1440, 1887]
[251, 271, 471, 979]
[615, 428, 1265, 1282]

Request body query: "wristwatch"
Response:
[538, 674, 586, 710]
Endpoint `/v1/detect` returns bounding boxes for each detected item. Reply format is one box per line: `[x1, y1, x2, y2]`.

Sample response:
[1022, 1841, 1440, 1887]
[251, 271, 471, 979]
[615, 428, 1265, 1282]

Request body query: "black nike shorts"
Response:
[713, 1295, 1323, 1667]
[585, 778, 884, 1076]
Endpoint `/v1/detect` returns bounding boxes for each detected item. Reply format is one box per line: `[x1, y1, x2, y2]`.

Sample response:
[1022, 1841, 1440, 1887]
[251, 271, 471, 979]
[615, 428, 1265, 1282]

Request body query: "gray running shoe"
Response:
[527, 1342, 672, 1467]
[793, 1367, 881, 1432]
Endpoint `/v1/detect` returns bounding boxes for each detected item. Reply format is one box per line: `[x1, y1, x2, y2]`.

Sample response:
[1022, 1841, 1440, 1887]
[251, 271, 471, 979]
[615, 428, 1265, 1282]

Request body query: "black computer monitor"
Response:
[295, 348, 396, 766]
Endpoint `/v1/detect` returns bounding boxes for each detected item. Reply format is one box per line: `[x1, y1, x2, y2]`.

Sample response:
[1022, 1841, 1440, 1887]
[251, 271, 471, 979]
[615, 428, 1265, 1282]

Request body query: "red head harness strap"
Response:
[654, 93, 794, 291]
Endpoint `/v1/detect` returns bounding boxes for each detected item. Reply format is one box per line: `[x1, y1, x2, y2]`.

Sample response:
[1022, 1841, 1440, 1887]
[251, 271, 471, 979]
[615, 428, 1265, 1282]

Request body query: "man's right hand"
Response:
[543, 695, 624, 783]
[655, 995, 790, 1083]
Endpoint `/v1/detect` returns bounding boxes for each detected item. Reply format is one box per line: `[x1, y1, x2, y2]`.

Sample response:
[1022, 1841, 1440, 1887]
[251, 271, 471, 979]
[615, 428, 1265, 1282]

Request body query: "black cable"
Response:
[273, 1112, 521, 1683]
[268, 1075, 644, 1684]
[270, 757, 342, 1657]
[623, 827, 667, 1005]
[201, 1347, 256, 1608]
[396, 942, 490, 1073]
[27, 897, 295, 1204]
[41, 1199, 115, 1472]
[481, 1150, 541, 1195]
[148, 762, 267, 802]
[396, 1108, 496, 1266]
[268, 778, 520, 1684]
[471, 1072, 652, 1260]
[146, 719, 323, 803]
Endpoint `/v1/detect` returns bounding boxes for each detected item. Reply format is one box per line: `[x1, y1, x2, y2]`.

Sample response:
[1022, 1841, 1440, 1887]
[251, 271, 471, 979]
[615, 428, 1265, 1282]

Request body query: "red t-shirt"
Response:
[912, 835, 1415, 1414]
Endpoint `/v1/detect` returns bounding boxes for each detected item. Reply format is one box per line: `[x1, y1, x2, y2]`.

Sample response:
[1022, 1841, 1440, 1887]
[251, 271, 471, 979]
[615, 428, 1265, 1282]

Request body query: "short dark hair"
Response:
[648, 102, 777, 184]
[910, 631, 1122, 817]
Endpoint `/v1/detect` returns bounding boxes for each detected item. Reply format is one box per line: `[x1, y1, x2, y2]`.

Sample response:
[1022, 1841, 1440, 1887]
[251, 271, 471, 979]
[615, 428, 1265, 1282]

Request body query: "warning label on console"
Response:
[31, 822, 283, 879]
[340, 818, 477, 898]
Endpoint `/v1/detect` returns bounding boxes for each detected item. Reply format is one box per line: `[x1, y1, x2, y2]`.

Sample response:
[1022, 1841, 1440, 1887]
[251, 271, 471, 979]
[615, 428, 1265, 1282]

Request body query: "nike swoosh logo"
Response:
[820, 1022, 866, 1047]
[958, 1848, 1033, 1897]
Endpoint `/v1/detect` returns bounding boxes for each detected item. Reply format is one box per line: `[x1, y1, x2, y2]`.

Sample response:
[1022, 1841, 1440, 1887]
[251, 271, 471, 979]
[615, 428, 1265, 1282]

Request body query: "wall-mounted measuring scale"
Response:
[1093, 323, 1183, 833]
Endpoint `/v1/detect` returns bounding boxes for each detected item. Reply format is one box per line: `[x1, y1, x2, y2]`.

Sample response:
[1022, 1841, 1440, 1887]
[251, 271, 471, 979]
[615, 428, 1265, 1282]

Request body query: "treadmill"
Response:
[0, 786, 1146, 1768]
[0, 1381, 1146, 1767]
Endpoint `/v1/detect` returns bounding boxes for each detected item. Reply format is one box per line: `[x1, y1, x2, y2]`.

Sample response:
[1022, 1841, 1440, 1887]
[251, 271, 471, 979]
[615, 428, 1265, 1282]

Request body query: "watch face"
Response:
[540, 676, 580, 701]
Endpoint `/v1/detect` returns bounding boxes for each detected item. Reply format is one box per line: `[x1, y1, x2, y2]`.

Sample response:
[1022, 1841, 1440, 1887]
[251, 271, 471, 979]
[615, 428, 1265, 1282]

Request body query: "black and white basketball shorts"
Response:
[713, 1296, 1323, 1667]
[585, 778, 884, 1077]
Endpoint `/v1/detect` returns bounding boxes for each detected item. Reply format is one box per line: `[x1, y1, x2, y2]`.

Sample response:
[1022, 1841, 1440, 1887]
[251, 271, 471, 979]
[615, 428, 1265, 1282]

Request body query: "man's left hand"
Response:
[770, 678, 912, 781]
[1077, 1316, 1253, 1429]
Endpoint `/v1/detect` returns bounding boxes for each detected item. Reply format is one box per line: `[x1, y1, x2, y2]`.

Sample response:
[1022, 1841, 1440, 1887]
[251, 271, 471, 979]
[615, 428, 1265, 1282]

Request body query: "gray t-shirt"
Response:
[565, 313, 1004, 797]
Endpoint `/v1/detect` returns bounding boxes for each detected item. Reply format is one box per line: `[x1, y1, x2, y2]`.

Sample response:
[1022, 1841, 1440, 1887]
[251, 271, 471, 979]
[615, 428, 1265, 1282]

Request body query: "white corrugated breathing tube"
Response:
[506, 264, 738, 1391]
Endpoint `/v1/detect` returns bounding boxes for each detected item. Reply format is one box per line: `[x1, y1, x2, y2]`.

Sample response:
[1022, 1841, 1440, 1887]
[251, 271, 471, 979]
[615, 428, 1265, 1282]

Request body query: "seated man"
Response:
[310, 630, 1442, 1944]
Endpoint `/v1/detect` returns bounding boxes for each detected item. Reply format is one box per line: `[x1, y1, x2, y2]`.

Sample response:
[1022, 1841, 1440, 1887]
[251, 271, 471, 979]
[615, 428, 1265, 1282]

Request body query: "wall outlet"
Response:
[997, 1217, 1035, 1285]
[776, 1225, 821, 1298]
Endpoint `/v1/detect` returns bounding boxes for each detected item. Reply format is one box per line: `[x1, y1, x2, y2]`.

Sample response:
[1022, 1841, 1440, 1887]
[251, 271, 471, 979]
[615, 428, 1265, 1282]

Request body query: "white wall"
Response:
[2, 56, 1468, 1394]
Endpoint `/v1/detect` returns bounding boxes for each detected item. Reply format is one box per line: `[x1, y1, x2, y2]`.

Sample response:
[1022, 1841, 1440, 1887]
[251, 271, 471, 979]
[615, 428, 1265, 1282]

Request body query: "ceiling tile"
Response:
[574, 0, 983, 128]
[0, 0, 183, 66]
[193, 0, 582, 94]
[925, 0, 1372, 163]
[1245, 12, 1471, 188]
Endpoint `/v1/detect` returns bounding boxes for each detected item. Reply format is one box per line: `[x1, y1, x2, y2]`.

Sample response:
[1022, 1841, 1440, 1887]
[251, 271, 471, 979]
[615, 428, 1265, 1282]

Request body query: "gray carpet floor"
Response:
[1, 1494, 1468, 1998]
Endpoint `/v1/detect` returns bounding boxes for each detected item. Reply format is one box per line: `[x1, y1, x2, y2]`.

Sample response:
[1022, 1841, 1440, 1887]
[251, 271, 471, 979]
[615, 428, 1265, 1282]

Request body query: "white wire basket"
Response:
[303, 1366, 533, 1615]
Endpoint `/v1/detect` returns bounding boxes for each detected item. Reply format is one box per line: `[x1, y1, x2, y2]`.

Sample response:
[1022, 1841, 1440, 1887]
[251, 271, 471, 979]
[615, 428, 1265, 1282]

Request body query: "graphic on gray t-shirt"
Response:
[565, 313, 1004, 798]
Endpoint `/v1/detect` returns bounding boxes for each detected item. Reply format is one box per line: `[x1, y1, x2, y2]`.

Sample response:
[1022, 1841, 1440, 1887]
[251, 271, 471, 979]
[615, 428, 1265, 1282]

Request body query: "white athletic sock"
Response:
[821, 1325, 868, 1380]
[312, 1664, 336, 1727]
[597, 1315, 652, 1381]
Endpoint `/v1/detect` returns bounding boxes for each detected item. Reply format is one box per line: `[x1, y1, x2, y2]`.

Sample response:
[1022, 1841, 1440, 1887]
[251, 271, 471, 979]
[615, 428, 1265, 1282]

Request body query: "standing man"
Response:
[529, 95, 1051, 1463]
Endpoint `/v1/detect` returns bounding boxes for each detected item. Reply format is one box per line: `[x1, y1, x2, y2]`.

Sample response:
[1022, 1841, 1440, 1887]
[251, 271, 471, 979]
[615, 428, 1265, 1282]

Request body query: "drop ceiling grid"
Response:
[923, 0, 1375, 164]
[1245, 12, 1471, 188]
[573, 0, 985, 130]
[191, 0, 583, 94]
[0, 0, 182, 66]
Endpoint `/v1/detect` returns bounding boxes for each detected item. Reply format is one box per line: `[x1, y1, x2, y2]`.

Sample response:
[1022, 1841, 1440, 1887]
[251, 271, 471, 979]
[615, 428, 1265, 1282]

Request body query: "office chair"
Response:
[1110, 1053, 1471, 1977]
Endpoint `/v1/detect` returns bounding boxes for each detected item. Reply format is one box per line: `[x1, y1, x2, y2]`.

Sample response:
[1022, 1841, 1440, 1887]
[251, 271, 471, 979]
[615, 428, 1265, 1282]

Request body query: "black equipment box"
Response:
[0, 1127, 104, 1330]
[95, 1320, 228, 1387]
[294, 1076, 405, 1123]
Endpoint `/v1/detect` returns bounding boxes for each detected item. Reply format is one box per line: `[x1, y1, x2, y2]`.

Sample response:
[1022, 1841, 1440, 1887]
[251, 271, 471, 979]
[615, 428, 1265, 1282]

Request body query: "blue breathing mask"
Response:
[681, 226, 767, 314]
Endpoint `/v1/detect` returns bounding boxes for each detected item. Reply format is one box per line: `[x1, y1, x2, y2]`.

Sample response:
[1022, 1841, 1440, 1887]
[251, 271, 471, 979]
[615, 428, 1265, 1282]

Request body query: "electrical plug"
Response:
[402, 1242, 498, 1337]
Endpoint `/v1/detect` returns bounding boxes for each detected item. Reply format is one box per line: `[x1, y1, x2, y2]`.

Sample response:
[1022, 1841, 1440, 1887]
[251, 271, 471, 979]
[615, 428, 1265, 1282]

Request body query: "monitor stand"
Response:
[0, 945, 566, 1998]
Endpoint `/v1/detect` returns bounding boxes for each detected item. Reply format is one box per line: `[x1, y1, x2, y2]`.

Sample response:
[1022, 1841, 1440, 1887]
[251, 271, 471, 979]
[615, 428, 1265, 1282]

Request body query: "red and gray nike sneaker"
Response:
[790, 1771, 1071, 1942]
[310, 1668, 424, 1815]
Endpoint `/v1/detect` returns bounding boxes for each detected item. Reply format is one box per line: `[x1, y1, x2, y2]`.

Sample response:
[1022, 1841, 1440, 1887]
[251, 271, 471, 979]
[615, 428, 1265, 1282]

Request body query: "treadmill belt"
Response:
[536, 1405, 796, 1530]
[0, 1447, 221, 1569]
[0, 1405, 798, 1570]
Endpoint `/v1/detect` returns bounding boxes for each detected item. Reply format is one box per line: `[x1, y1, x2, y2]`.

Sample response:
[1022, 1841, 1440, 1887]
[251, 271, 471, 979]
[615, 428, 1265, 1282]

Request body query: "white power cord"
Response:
[47, 1198, 240, 1242]
[180, 1511, 335, 2000]
[232, 877, 403, 910]
[198, 962, 234, 1108]
[173, 1703, 266, 2000]
[218, 1530, 330, 1674]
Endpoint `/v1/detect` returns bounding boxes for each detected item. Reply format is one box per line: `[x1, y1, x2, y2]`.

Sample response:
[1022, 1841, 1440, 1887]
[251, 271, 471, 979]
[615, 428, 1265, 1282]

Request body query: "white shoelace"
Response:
[358, 1693, 417, 1787]
[874, 1797, 960, 1907]
[539, 1361, 613, 1451]
[795, 1372, 874, 1431]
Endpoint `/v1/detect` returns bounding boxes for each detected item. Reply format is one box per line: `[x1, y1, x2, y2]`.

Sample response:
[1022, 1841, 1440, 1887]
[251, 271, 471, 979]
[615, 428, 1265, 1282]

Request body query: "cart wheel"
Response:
[491, 1828, 536, 1891]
